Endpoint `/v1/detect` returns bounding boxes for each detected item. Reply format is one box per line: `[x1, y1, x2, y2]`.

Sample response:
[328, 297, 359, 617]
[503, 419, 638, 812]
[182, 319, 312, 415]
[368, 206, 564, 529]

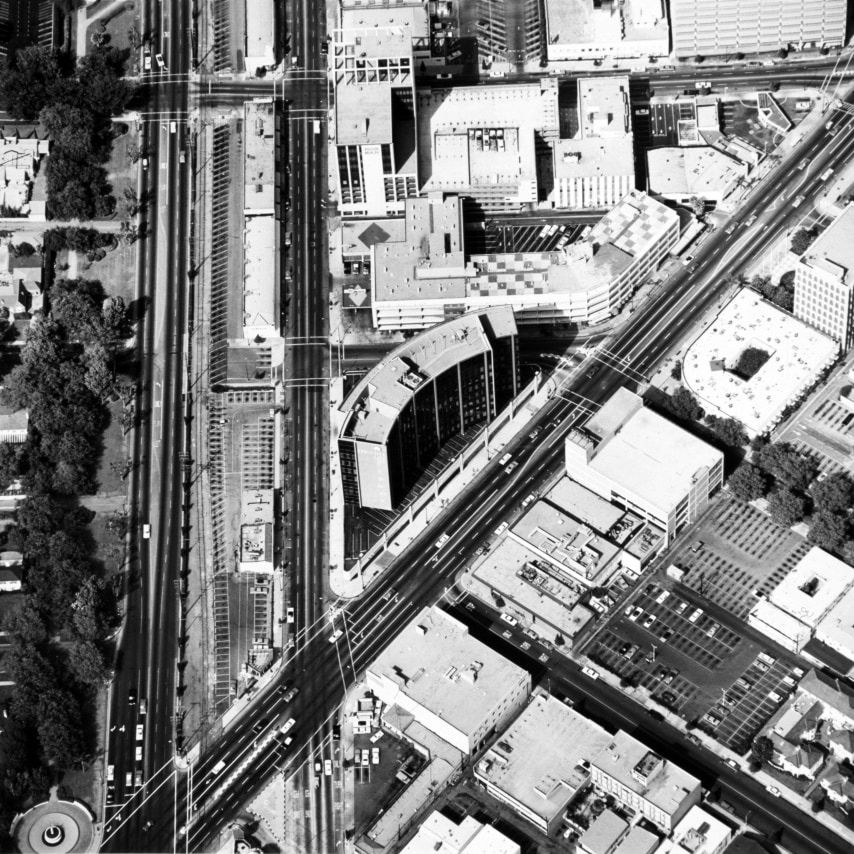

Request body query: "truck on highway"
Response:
[820, 167, 834, 182]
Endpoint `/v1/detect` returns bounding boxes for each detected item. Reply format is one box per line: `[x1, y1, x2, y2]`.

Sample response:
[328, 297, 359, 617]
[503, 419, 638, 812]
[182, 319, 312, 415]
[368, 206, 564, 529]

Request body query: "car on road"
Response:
[581, 666, 599, 680]
[529, 427, 542, 440]
[504, 461, 519, 474]
[142, 524, 151, 539]
[690, 540, 704, 553]
[314, 760, 322, 774]
[498, 453, 512, 466]
[725, 223, 737, 234]
[286, 607, 295, 623]
[329, 629, 344, 644]
[125, 772, 133, 788]
[744, 214, 757, 227]
[435, 533, 450, 549]
[766, 785, 781, 797]
[382, 587, 396, 600]
[494, 521, 509, 536]
[726, 759, 739, 770]
[135, 745, 143, 762]
[332, 723, 341, 741]
[135, 724, 144, 741]
[280, 717, 296, 736]
[155, 53, 165, 69]
[523, 628, 538, 640]
[791, 194, 805, 208]
[170, 121, 177, 133]
[252, 718, 269, 735]
[675, 601, 688, 615]
[474, 546, 485, 556]
[521, 493, 536, 509]
[797, 157, 809, 170]
[279, 683, 299, 702]
[324, 759, 333, 776]
[500, 613, 518, 627]
[681, 254, 694, 267]
[179, 150, 186, 164]
[143, 52, 151, 71]
[646, 709, 665, 722]
[139, 699, 147, 715]
[128, 688, 137, 705]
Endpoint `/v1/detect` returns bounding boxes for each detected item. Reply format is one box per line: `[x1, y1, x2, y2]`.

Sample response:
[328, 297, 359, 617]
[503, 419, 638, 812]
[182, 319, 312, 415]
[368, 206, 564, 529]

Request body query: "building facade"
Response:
[670, 0, 847, 58]
[794, 206, 854, 351]
[338, 306, 519, 510]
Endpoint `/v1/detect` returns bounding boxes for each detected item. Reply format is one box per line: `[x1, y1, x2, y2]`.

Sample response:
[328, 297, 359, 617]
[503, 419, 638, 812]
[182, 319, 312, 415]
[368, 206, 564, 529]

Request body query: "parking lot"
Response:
[671, 497, 809, 620]
[467, 221, 589, 255]
[586, 580, 802, 755]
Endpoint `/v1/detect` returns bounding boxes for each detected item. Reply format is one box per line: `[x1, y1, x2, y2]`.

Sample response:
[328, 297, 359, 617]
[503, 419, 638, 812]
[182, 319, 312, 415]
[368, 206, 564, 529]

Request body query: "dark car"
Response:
[253, 718, 269, 735]
[128, 687, 137, 706]
[646, 709, 665, 722]
[332, 723, 341, 741]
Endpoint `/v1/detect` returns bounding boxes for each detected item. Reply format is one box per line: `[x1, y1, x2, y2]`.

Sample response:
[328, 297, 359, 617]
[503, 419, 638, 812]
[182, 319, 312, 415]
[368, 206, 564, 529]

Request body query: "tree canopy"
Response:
[728, 462, 769, 502]
[767, 487, 807, 528]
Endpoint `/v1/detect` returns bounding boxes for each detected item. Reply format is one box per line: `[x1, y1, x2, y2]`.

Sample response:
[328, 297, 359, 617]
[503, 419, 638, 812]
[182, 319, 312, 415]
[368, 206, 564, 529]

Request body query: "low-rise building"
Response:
[367, 606, 531, 755]
[244, 0, 275, 74]
[238, 490, 275, 573]
[577, 809, 628, 854]
[797, 669, 854, 731]
[544, 0, 670, 62]
[646, 146, 747, 205]
[656, 805, 731, 854]
[612, 825, 659, 854]
[768, 731, 824, 779]
[821, 767, 854, 808]
[371, 191, 679, 331]
[565, 388, 723, 544]
[590, 730, 702, 832]
[400, 810, 520, 854]
[749, 547, 854, 653]
[474, 694, 611, 835]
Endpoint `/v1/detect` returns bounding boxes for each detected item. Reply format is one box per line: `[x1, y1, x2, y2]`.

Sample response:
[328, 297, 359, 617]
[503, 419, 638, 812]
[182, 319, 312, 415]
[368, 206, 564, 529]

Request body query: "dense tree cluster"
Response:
[733, 346, 771, 380]
[750, 272, 795, 313]
[791, 227, 818, 256]
[727, 437, 854, 558]
[0, 45, 132, 220]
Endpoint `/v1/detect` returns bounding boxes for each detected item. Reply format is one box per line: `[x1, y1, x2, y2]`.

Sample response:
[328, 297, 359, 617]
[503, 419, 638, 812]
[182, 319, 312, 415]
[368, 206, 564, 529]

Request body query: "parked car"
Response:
[581, 666, 599, 680]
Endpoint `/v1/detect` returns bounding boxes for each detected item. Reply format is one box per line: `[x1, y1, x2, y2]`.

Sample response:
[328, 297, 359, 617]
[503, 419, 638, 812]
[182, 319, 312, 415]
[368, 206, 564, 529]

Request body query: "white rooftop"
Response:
[367, 606, 530, 739]
[657, 805, 731, 854]
[571, 388, 722, 515]
[592, 730, 701, 818]
[475, 695, 611, 825]
[400, 811, 519, 854]
[244, 100, 275, 212]
[546, 0, 669, 48]
[816, 585, 854, 667]
[578, 77, 632, 138]
[508, 499, 621, 584]
[800, 205, 854, 286]
[748, 598, 812, 650]
[466, 537, 594, 642]
[646, 146, 745, 198]
[768, 547, 854, 629]
[242, 215, 277, 339]
[683, 289, 838, 435]
[545, 477, 626, 533]
[244, 0, 274, 72]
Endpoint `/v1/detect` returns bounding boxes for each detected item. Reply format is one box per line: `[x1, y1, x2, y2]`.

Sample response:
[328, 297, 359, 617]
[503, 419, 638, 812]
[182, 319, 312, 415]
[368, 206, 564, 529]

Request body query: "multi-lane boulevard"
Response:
[100, 0, 191, 849]
[163, 87, 854, 852]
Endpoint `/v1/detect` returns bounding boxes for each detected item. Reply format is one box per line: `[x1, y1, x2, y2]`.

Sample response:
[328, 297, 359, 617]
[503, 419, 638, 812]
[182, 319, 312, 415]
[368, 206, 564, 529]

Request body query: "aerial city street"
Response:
[3, 0, 854, 853]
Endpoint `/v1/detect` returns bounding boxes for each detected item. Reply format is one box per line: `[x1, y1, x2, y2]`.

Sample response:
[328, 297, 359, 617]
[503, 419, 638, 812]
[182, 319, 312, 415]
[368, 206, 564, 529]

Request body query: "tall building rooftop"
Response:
[475, 695, 611, 827]
[800, 205, 854, 285]
[368, 606, 530, 739]
[593, 730, 701, 817]
[339, 306, 516, 444]
[569, 388, 723, 515]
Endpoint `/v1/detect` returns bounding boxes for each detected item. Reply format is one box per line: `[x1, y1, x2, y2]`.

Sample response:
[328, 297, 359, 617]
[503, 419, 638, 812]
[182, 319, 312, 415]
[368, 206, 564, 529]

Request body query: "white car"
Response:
[107, 764, 115, 782]
[329, 629, 343, 644]
[142, 524, 151, 539]
[324, 759, 333, 776]
[435, 533, 450, 549]
[286, 607, 295, 623]
[504, 461, 519, 474]
[766, 785, 781, 797]
[498, 453, 512, 466]
[135, 745, 143, 762]
[155, 53, 165, 69]
[581, 666, 600, 680]
[280, 717, 296, 735]
[629, 606, 643, 622]
[143, 52, 151, 71]
[494, 521, 509, 536]
[521, 494, 536, 509]
[500, 613, 518, 627]
[135, 724, 144, 741]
